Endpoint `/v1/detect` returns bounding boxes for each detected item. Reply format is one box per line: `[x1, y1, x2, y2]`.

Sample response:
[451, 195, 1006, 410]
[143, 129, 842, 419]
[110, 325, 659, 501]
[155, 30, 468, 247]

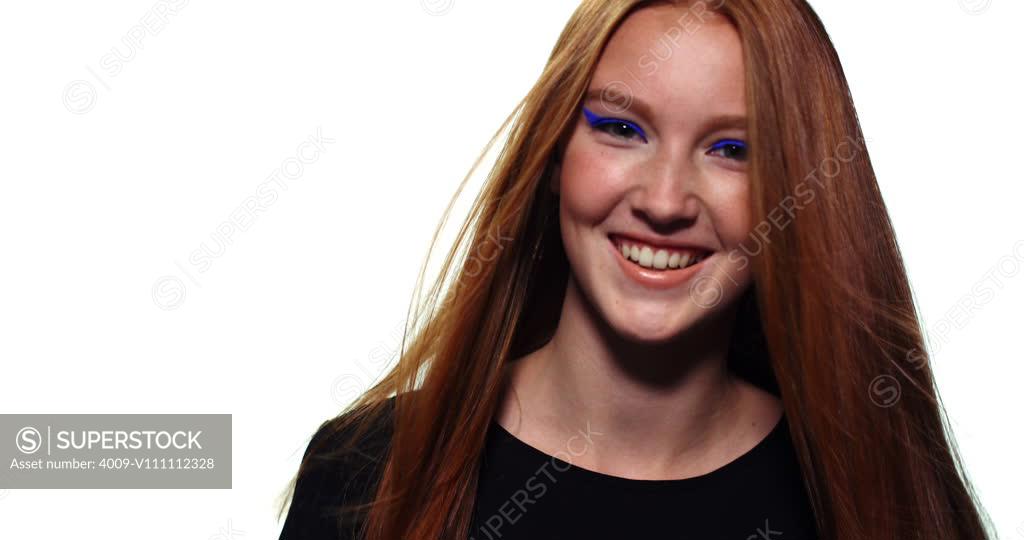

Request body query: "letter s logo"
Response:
[16, 427, 42, 454]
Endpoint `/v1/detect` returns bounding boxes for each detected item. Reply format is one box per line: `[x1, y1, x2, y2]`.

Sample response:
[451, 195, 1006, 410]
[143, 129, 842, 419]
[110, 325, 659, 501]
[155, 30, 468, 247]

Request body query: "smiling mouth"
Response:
[609, 235, 712, 272]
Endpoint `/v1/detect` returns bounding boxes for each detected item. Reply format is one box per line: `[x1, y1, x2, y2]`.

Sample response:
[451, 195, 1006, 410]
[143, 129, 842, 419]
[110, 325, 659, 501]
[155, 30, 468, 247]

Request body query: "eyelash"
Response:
[582, 106, 649, 143]
[708, 139, 748, 162]
[582, 106, 748, 162]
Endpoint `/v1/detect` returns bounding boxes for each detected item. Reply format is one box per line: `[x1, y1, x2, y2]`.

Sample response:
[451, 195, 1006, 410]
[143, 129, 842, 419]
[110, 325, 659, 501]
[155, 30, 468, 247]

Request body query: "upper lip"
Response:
[608, 232, 715, 254]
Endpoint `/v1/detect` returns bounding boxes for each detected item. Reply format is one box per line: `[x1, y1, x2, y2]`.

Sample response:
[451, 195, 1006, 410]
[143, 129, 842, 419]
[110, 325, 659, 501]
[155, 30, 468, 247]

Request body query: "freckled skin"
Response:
[551, 6, 754, 344]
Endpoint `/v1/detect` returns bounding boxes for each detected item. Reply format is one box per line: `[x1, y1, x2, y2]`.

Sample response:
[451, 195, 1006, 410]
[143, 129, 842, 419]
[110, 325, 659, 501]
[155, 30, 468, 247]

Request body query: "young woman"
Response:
[279, 1, 993, 539]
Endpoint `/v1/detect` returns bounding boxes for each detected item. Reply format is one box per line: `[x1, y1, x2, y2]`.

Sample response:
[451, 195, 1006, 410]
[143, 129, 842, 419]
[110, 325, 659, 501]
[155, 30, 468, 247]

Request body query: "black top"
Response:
[280, 397, 820, 540]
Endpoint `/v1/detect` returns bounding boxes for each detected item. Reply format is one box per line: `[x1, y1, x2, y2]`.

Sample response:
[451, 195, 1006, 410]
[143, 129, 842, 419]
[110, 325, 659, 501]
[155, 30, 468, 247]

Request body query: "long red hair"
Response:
[281, 1, 993, 538]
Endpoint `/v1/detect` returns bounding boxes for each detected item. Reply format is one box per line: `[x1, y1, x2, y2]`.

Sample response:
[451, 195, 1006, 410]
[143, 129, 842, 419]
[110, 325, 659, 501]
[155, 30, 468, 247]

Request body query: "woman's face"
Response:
[553, 5, 753, 344]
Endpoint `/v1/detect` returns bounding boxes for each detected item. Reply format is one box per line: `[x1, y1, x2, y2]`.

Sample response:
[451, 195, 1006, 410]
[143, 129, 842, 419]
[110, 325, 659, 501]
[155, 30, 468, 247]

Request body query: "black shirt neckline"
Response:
[487, 414, 789, 493]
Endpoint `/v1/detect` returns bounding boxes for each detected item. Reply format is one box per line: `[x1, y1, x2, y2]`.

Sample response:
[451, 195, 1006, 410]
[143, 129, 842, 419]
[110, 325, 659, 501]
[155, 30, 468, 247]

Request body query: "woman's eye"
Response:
[708, 139, 748, 162]
[582, 106, 648, 143]
[596, 121, 646, 142]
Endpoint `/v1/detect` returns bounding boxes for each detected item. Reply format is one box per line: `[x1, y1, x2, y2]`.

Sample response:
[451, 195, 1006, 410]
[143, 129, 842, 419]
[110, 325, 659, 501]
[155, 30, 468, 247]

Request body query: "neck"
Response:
[499, 276, 763, 479]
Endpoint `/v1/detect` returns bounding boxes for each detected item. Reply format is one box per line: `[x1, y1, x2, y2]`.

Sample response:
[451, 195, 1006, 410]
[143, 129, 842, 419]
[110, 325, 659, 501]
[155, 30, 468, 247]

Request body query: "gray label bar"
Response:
[0, 414, 231, 488]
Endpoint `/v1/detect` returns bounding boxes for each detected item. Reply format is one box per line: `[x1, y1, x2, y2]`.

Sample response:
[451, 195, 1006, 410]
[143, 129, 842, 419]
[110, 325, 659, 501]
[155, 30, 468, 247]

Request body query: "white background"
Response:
[0, 1, 1021, 538]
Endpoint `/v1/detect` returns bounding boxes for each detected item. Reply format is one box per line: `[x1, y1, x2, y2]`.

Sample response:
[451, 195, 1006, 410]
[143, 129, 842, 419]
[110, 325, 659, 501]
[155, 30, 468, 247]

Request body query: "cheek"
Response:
[559, 138, 630, 223]
[708, 181, 754, 247]
[705, 182, 756, 291]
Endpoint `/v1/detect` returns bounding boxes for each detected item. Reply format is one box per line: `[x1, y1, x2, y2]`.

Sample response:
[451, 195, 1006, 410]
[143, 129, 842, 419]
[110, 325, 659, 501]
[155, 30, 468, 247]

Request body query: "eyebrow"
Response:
[583, 86, 748, 132]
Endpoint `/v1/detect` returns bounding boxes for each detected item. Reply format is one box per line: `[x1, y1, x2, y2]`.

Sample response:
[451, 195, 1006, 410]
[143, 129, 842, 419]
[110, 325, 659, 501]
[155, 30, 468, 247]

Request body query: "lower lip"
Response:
[608, 237, 710, 291]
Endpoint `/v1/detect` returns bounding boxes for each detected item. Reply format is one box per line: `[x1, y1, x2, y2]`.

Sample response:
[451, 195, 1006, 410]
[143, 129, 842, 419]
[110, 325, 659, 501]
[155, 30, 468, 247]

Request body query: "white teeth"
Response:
[638, 246, 654, 267]
[652, 249, 669, 269]
[614, 238, 706, 271]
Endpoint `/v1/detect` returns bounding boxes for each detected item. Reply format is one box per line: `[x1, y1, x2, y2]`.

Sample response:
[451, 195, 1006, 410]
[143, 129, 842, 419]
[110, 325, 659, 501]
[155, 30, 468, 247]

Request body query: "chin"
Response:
[603, 301, 704, 345]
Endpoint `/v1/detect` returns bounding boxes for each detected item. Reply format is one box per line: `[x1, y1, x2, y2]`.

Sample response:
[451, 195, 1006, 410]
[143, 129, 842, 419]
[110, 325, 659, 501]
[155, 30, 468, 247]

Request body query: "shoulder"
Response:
[733, 387, 818, 538]
[305, 396, 397, 469]
[278, 395, 398, 540]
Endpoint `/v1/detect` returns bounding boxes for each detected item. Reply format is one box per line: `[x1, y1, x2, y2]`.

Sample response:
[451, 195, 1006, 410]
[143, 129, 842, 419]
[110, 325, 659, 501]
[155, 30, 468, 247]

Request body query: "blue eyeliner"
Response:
[582, 105, 746, 160]
[710, 138, 748, 160]
[582, 106, 648, 143]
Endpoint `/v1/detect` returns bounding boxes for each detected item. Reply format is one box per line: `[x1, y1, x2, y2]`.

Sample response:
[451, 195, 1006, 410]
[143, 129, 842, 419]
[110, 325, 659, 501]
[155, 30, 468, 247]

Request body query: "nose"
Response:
[629, 148, 702, 230]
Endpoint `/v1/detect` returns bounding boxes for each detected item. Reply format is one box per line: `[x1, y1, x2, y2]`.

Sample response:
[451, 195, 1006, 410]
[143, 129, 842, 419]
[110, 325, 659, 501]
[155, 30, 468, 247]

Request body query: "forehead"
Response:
[590, 4, 746, 119]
